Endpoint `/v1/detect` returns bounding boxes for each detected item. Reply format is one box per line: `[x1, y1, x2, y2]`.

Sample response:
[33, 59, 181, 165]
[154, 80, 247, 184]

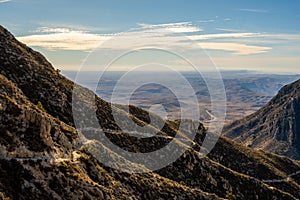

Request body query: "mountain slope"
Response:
[0, 74, 222, 200]
[1, 25, 300, 199]
[224, 79, 300, 160]
[2, 74, 299, 200]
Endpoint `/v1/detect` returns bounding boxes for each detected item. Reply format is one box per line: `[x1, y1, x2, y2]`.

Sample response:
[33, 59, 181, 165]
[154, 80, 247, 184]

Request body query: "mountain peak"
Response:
[0, 24, 54, 71]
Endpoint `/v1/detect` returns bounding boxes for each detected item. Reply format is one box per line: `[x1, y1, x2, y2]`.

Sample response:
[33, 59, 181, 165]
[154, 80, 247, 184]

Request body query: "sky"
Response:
[1, 0, 300, 73]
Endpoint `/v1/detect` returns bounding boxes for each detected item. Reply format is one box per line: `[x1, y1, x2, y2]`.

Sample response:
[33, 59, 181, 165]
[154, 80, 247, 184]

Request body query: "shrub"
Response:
[179, 180, 186, 186]
[1, 70, 6, 76]
[37, 101, 46, 112]
[226, 191, 237, 200]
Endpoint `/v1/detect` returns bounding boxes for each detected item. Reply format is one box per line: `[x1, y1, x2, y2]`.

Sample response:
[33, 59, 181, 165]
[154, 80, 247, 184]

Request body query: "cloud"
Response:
[238, 8, 270, 13]
[17, 23, 274, 55]
[18, 28, 111, 51]
[259, 33, 300, 41]
[215, 28, 247, 32]
[188, 32, 260, 40]
[33, 27, 80, 33]
[197, 19, 215, 23]
[17, 22, 202, 51]
[0, 0, 11, 3]
[137, 22, 202, 33]
[198, 42, 272, 55]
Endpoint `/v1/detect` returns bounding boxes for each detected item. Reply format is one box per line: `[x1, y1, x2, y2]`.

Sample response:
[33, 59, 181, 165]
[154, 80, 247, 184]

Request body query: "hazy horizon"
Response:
[1, 0, 300, 73]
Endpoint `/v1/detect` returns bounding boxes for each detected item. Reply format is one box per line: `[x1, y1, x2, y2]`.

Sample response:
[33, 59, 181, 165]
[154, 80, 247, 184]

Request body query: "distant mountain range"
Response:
[1, 25, 300, 199]
[224, 78, 300, 160]
[62, 70, 300, 124]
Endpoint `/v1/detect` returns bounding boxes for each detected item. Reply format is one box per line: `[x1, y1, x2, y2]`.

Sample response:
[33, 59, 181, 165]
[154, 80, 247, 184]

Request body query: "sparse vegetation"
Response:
[0, 70, 6, 76]
[226, 191, 237, 200]
[36, 101, 46, 112]
[179, 180, 186, 186]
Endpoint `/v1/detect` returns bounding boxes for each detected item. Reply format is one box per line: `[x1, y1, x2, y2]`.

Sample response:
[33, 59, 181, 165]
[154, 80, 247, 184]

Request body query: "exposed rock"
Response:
[224, 79, 300, 160]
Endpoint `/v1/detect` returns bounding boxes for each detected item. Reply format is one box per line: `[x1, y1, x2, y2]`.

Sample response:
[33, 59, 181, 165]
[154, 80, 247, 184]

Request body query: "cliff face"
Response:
[224, 79, 300, 160]
[1, 25, 300, 200]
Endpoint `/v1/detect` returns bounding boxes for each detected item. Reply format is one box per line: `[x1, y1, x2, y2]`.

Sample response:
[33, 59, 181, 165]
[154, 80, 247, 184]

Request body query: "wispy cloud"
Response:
[197, 19, 215, 23]
[137, 22, 202, 33]
[215, 28, 247, 32]
[17, 22, 276, 55]
[0, 0, 11, 3]
[188, 32, 259, 40]
[18, 28, 111, 51]
[198, 42, 272, 55]
[238, 8, 270, 13]
[33, 27, 83, 34]
[259, 33, 300, 41]
[34, 22, 111, 32]
[18, 22, 203, 51]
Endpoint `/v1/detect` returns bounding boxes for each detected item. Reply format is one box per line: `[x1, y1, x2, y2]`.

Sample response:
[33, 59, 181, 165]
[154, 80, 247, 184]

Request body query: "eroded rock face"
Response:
[224, 79, 300, 160]
[1, 25, 300, 200]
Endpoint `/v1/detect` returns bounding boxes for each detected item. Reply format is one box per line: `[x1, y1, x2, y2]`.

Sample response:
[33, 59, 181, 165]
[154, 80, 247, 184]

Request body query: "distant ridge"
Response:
[224, 78, 300, 160]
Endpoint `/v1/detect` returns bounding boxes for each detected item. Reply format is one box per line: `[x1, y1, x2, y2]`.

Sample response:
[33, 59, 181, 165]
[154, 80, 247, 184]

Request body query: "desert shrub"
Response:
[1, 70, 6, 76]
[37, 101, 46, 112]
[226, 191, 237, 200]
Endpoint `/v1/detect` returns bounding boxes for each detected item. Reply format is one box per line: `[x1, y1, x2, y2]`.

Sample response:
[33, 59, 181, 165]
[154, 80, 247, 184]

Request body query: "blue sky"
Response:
[1, 0, 300, 73]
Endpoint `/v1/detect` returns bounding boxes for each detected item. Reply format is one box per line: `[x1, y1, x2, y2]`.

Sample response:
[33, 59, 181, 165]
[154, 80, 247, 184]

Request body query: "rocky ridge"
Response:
[224, 78, 300, 160]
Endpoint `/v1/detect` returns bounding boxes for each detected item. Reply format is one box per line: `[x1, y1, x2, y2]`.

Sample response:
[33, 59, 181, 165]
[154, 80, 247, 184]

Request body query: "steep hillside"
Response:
[1, 25, 300, 199]
[224, 79, 300, 160]
[0, 74, 222, 200]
